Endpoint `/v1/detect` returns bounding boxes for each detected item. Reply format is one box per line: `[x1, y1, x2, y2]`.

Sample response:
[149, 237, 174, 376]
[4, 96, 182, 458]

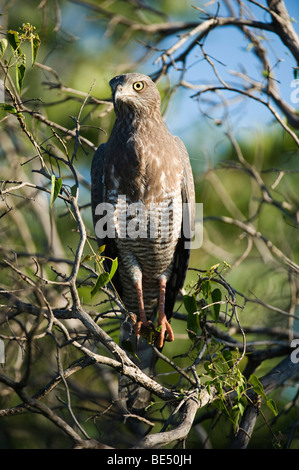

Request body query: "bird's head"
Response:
[109, 73, 161, 117]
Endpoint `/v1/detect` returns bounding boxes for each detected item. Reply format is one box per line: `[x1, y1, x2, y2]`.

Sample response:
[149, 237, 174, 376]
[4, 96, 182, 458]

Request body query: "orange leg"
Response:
[134, 279, 152, 338]
[156, 276, 174, 349]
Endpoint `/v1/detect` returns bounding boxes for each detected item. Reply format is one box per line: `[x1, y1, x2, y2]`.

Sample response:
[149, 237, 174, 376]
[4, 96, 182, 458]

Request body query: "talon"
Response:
[165, 320, 174, 342]
[134, 319, 153, 339]
[155, 317, 174, 349]
[134, 320, 142, 338]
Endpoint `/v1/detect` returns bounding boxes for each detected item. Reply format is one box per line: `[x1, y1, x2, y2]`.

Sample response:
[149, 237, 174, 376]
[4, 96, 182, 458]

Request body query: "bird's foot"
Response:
[155, 317, 174, 349]
[134, 319, 153, 340]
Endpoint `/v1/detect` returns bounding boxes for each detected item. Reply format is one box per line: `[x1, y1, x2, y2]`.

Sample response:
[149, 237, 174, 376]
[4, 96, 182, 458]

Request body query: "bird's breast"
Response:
[113, 190, 183, 316]
[102, 123, 185, 315]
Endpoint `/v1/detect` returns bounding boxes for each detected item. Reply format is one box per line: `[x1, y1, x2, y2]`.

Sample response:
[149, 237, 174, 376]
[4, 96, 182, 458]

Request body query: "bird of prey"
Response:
[91, 73, 195, 410]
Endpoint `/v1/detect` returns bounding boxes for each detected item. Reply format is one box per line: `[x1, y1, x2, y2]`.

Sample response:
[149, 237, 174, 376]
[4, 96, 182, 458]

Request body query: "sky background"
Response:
[2, 0, 298, 169]
[155, 1, 299, 150]
[58, 0, 299, 170]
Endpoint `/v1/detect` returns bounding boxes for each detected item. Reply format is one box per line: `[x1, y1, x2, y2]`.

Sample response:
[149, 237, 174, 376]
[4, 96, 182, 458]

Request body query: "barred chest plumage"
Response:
[106, 172, 183, 316]
[117, 206, 182, 314]
[103, 116, 184, 316]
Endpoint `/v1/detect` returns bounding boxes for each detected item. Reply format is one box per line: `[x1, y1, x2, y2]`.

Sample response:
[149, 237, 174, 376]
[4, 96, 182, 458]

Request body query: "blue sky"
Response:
[61, 0, 299, 165]
[158, 1, 299, 147]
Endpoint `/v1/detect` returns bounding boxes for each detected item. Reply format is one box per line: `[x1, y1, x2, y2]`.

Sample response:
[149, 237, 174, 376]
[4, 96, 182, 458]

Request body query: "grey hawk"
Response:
[91, 73, 195, 410]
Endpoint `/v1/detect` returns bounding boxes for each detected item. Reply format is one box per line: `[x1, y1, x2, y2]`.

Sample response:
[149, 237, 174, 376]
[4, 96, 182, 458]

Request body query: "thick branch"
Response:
[267, 0, 299, 65]
[232, 355, 299, 449]
[133, 388, 215, 449]
[134, 394, 199, 449]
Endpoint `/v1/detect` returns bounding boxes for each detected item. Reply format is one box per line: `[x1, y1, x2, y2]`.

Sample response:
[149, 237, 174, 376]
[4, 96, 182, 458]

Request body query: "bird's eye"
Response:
[133, 81, 144, 92]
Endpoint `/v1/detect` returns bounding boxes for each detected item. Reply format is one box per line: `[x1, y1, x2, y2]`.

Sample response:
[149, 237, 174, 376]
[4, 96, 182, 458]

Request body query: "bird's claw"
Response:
[134, 319, 153, 340]
[132, 315, 174, 348]
[155, 317, 174, 349]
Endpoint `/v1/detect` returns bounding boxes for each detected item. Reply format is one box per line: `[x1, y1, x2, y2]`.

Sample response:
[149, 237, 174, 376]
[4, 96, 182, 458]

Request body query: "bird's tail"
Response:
[118, 315, 157, 412]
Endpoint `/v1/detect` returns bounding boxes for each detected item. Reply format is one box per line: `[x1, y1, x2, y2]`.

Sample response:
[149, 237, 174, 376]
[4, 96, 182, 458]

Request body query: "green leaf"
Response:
[249, 374, 269, 402]
[2, 103, 18, 114]
[266, 398, 278, 416]
[90, 257, 118, 298]
[70, 184, 77, 197]
[201, 280, 211, 298]
[1, 103, 23, 117]
[90, 272, 110, 297]
[250, 374, 278, 416]
[31, 34, 40, 66]
[183, 294, 197, 315]
[230, 405, 242, 432]
[50, 175, 63, 208]
[7, 30, 20, 52]
[209, 263, 220, 272]
[97, 245, 106, 254]
[213, 354, 227, 375]
[109, 257, 118, 280]
[237, 395, 248, 415]
[222, 348, 234, 367]
[213, 395, 227, 412]
[184, 294, 200, 338]
[16, 62, 26, 94]
[145, 401, 155, 412]
[82, 254, 92, 262]
[210, 288, 222, 321]
[0, 38, 8, 60]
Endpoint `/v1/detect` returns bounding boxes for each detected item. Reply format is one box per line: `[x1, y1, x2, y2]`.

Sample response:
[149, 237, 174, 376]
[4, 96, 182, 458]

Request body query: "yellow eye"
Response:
[133, 81, 144, 92]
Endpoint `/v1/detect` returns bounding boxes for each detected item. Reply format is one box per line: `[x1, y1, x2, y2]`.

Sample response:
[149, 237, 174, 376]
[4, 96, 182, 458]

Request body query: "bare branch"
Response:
[267, 0, 299, 65]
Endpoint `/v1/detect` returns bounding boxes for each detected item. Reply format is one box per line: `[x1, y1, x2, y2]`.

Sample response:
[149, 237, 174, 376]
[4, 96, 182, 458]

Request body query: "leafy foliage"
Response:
[6, 23, 40, 93]
[0, 0, 298, 450]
